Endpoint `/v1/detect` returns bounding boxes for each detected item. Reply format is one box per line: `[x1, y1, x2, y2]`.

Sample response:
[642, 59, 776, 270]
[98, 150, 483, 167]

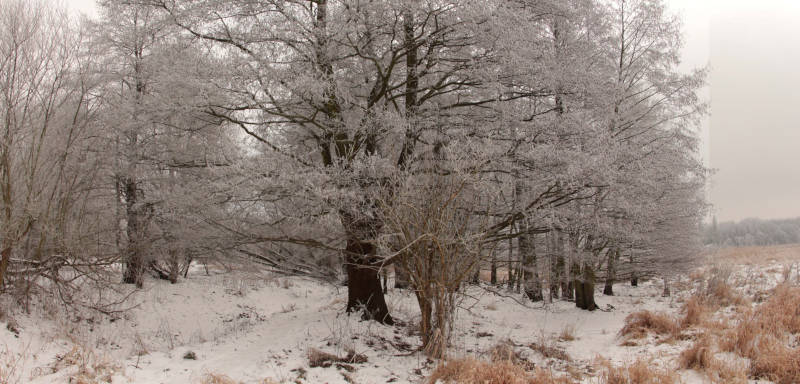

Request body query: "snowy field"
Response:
[2, 245, 799, 384]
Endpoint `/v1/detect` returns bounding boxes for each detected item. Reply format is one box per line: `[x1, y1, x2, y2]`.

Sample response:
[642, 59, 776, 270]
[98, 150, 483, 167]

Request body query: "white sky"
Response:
[64, 0, 800, 223]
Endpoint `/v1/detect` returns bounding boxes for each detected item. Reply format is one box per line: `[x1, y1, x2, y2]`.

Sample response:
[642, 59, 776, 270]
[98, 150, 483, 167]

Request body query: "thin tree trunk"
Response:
[549, 231, 561, 300]
[490, 251, 497, 285]
[562, 233, 575, 301]
[603, 249, 617, 296]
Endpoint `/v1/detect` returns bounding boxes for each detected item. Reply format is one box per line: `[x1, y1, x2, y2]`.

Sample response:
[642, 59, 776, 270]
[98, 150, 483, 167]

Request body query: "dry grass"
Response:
[680, 295, 711, 328]
[52, 343, 119, 384]
[199, 373, 240, 384]
[597, 358, 679, 384]
[427, 357, 574, 384]
[558, 324, 576, 342]
[529, 340, 571, 361]
[712, 284, 800, 383]
[618, 311, 679, 341]
[678, 335, 714, 370]
[307, 348, 368, 368]
[487, 340, 531, 368]
[706, 244, 800, 265]
[705, 278, 749, 308]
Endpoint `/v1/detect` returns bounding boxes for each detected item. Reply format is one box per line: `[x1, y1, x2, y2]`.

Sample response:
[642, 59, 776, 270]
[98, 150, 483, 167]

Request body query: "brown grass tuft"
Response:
[714, 284, 800, 383]
[597, 358, 678, 384]
[680, 295, 711, 328]
[618, 311, 679, 341]
[558, 324, 576, 342]
[749, 338, 800, 384]
[529, 341, 571, 361]
[427, 358, 574, 384]
[678, 335, 715, 370]
[200, 373, 240, 384]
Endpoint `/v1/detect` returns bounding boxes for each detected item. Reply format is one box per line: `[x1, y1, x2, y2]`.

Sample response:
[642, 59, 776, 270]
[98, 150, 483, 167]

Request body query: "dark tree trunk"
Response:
[522, 231, 543, 302]
[345, 239, 393, 324]
[574, 276, 585, 309]
[562, 235, 577, 301]
[490, 251, 497, 285]
[382, 268, 388, 294]
[603, 249, 617, 296]
[582, 265, 598, 310]
[576, 264, 598, 311]
[394, 263, 411, 289]
[122, 179, 144, 288]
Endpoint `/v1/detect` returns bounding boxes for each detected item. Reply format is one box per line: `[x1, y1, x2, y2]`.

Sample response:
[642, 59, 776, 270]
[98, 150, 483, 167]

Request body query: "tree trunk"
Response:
[0, 245, 11, 290]
[394, 263, 411, 289]
[582, 264, 598, 310]
[122, 178, 145, 288]
[490, 251, 497, 285]
[630, 251, 638, 286]
[345, 239, 393, 324]
[576, 264, 598, 311]
[549, 231, 561, 300]
[562, 234, 575, 301]
[603, 249, 617, 296]
[662, 276, 670, 297]
[574, 275, 585, 309]
[522, 231, 543, 302]
[507, 227, 515, 291]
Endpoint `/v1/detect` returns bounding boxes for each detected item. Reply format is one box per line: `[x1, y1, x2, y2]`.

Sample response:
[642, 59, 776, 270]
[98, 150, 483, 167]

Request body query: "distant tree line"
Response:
[705, 217, 800, 247]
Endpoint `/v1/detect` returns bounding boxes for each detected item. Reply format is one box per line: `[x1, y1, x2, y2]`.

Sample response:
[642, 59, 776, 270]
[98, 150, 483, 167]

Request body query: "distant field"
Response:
[705, 243, 800, 265]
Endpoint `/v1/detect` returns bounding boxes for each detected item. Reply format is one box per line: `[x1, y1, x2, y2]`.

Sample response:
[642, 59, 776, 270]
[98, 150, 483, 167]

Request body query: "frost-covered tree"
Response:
[0, 0, 113, 304]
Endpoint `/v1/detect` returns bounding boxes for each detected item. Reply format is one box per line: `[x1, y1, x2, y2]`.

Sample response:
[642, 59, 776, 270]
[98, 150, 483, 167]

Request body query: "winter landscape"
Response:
[2, 0, 799, 382]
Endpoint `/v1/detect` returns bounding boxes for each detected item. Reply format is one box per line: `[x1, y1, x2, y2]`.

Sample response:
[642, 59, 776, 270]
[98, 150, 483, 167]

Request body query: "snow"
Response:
[0, 260, 788, 384]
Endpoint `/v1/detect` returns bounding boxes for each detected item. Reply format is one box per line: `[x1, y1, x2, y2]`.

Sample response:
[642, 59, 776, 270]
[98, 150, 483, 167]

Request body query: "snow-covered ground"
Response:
[0, 250, 795, 384]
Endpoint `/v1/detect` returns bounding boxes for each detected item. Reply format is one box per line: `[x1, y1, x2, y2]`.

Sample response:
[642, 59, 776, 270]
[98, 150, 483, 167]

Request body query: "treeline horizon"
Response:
[705, 216, 800, 247]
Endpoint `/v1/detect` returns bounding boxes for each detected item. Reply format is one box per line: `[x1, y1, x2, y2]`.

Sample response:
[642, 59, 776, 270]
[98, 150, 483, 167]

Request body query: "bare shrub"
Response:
[382, 174, 486, 358]
[618, 311, 679, 340]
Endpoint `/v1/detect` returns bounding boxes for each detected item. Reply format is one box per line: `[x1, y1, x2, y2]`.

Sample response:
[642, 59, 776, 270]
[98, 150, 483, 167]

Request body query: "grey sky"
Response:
[667, 0, 800, 222]
[64, 0, 799, 223]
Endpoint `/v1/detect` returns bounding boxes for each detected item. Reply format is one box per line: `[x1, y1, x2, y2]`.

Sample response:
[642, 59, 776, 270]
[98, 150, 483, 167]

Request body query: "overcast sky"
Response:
[64, 0, 800, 223]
